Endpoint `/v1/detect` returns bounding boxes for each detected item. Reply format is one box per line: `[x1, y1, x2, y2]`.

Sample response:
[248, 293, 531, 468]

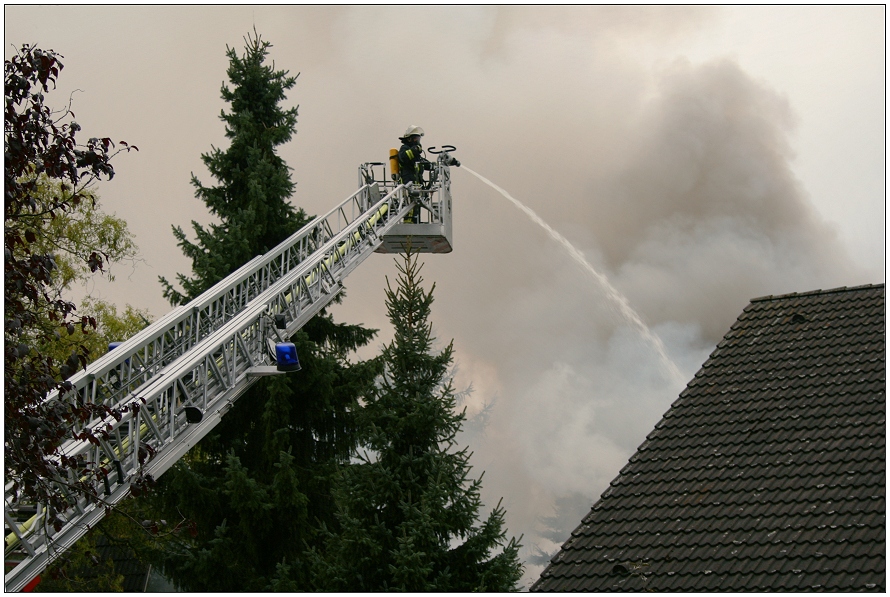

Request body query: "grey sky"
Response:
[5, 5, 884, 587]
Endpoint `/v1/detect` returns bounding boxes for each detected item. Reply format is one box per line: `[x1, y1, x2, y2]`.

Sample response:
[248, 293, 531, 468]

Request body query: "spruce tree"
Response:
[159, 29, 304, 303]
[148, 31, 380, 591]
[310, 248, 524, 592]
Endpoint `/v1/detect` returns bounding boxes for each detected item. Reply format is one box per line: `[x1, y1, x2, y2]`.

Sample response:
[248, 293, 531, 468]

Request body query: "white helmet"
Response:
[403, 125, 424, 138]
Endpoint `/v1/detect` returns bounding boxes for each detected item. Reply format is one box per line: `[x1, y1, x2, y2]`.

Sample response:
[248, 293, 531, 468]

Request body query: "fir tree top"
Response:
[161, 29, 307, 304]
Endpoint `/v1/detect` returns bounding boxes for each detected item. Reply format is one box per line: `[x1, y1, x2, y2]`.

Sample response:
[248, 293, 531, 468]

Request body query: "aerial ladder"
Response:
[4, 148, 460, 592]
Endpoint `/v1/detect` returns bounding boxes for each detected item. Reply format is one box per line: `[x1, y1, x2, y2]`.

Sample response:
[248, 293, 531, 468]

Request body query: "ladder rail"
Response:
[35, 183, 399, 424]
[4, 182, 421, 592]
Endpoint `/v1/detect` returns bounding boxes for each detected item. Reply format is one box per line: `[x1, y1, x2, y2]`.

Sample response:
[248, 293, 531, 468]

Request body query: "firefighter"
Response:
[398, 125, 428, 223]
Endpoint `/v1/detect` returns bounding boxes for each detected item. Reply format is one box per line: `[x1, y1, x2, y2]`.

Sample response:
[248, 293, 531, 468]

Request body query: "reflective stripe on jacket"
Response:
[397, 142, 423, 183]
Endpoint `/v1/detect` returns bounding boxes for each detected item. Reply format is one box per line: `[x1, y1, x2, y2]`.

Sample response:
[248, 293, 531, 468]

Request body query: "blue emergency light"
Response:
[275, 342, 301, 372]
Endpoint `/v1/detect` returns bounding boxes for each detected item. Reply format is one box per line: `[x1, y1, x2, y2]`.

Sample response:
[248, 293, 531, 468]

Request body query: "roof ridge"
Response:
[750, 283, 885, 303]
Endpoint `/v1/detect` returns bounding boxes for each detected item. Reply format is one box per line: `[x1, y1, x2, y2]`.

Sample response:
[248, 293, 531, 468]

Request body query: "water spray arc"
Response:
[461, 166, 684, 385]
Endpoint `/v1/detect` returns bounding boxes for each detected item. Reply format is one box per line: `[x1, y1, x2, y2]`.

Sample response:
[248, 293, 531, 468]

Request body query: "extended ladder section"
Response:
[4, 153, 458, 591]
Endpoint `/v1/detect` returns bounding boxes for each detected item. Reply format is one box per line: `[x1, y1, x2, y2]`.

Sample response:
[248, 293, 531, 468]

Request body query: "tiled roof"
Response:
[88, 535, 151, 591]
[533, 284, 885, 592]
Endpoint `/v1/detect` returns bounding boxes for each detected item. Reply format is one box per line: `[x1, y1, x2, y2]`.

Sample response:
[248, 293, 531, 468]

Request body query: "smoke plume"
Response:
[5, 6, 879, 588]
